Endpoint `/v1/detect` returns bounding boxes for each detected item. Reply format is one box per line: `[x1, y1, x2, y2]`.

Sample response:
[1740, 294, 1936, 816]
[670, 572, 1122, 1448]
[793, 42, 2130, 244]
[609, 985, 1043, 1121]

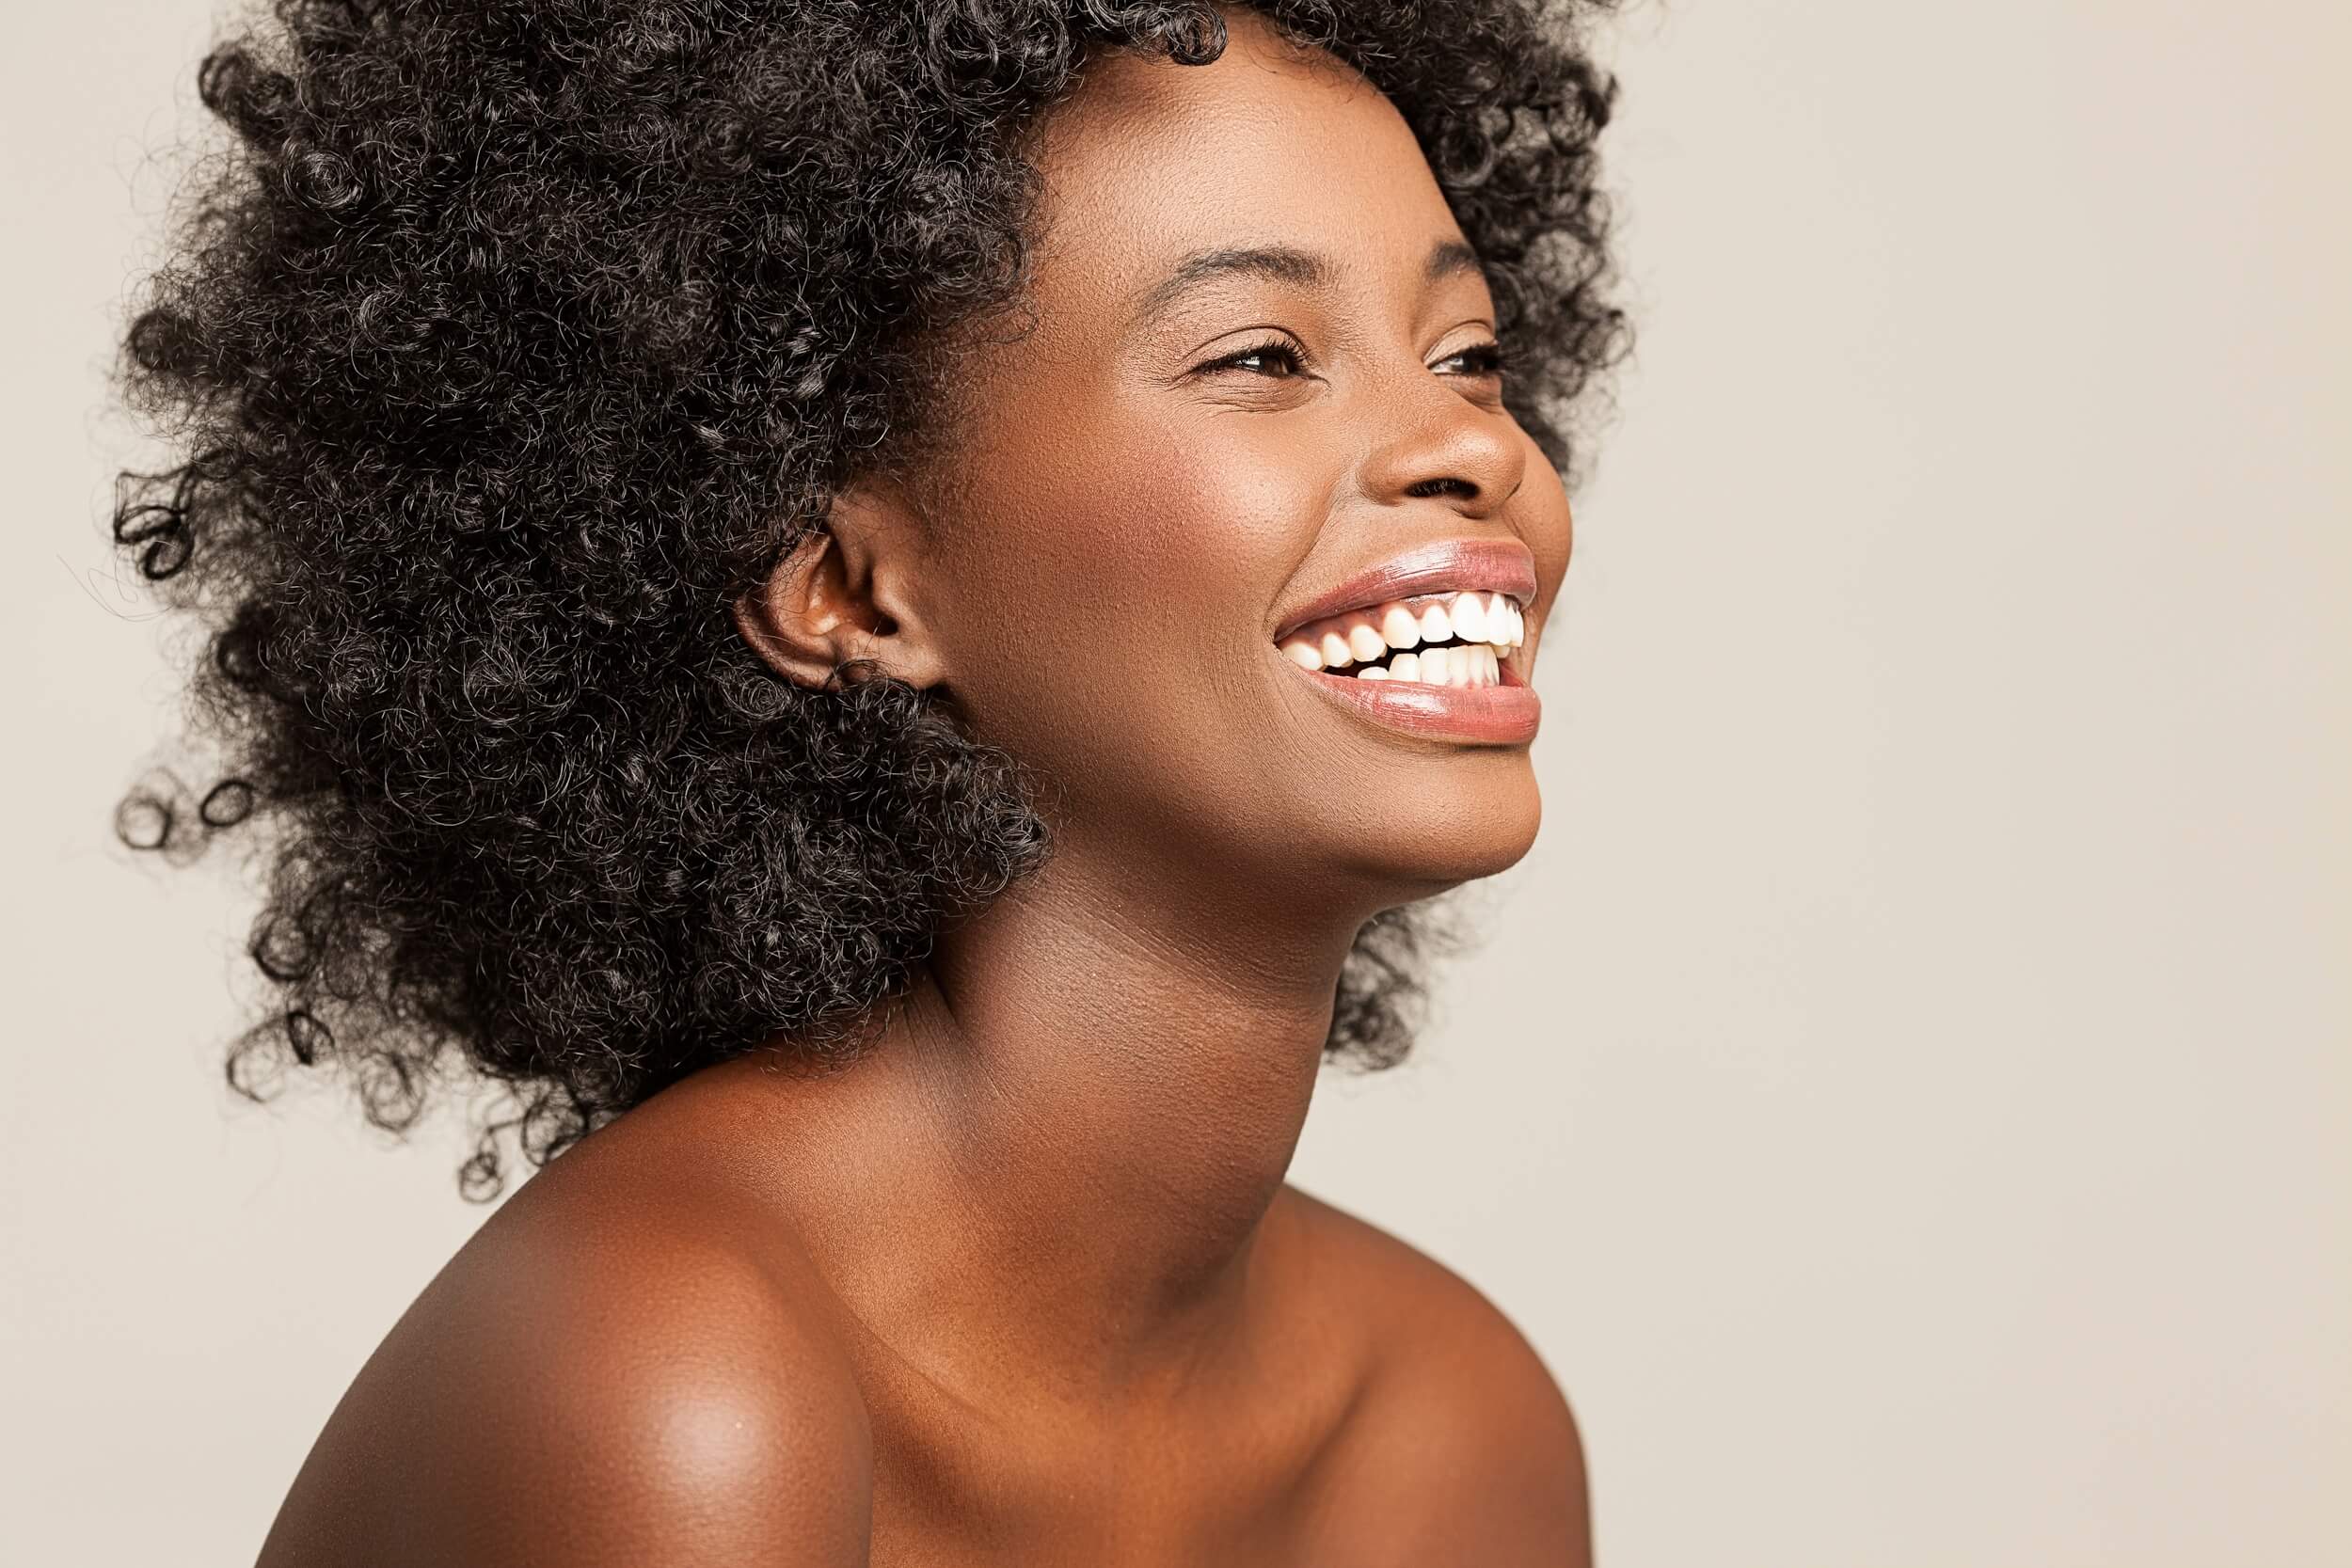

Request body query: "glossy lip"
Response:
[1295, 656, 1542, 745]
[1269, 537, 1539, 645]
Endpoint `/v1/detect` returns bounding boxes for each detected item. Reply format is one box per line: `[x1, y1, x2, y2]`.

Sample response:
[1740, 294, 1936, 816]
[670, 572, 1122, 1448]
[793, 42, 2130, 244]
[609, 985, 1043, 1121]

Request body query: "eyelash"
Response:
[1195, 338, 1511, 381]
[1442, 341, 1510, 378]
[1198, 339, 1311, 378]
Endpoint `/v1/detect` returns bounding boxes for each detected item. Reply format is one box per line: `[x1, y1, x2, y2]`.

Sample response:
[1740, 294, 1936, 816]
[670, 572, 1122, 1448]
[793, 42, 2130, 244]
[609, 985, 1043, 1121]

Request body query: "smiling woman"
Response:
[113, 0, 1626, 1561]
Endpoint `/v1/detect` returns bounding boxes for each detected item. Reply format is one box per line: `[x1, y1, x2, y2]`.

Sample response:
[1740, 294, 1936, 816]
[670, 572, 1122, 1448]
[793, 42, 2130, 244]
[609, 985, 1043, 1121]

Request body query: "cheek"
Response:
[1534, 460, 1571, 606]
[928, 411, 1332, 769]
[1519, 435, 1576, 601]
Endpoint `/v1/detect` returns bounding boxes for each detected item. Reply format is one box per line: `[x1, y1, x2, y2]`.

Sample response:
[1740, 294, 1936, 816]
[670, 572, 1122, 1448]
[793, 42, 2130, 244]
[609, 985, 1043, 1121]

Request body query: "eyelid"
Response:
[1434, 338, 1509, 375]
[1184, 330, 1502, 382]
[1190, 333, 1311, 376]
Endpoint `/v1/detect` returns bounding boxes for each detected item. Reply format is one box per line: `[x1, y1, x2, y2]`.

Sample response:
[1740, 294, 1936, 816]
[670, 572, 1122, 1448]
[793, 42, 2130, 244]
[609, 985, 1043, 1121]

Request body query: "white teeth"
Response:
[1339, 639, 1514, 689]
[1449, 593, 1487, 642]
[1280, 592, 1530, 678]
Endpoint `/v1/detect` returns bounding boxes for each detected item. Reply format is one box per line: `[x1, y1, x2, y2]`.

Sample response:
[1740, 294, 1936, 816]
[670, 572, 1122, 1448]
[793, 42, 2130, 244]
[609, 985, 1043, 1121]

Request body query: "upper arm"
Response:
[257, 1232, 874, 1568]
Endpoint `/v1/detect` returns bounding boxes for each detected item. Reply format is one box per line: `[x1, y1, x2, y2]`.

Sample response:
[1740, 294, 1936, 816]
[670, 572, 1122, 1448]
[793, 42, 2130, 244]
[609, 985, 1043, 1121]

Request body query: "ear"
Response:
[732, 481, 946, 691]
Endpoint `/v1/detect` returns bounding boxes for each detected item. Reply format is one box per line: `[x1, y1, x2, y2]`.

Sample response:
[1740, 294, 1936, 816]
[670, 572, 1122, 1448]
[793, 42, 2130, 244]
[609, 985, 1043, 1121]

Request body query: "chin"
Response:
[1326, 756, 1544, 897]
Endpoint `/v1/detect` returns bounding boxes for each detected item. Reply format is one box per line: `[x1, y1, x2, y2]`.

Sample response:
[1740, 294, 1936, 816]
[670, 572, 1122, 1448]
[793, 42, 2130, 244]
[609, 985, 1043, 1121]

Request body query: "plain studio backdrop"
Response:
[4, 2, 2346, 1564]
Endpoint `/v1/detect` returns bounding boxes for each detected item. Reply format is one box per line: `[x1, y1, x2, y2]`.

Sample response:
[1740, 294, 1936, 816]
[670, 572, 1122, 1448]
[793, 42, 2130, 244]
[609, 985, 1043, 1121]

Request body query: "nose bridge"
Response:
[1351, 360, 1525, 516]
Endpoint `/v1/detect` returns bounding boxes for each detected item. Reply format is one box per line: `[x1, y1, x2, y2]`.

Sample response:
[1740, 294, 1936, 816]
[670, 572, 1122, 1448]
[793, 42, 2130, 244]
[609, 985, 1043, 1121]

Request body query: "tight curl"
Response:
[117, 0, 1626, 1197]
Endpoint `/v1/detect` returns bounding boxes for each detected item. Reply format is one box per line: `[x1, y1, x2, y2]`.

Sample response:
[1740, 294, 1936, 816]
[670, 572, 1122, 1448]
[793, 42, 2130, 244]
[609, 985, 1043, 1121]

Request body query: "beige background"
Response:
[5, 2, 2347, 1564]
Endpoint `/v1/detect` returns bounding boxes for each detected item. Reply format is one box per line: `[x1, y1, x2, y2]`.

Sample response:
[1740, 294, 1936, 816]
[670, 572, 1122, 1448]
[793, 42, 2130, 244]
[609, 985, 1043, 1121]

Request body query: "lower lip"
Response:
[1295, 659, 1541, 745]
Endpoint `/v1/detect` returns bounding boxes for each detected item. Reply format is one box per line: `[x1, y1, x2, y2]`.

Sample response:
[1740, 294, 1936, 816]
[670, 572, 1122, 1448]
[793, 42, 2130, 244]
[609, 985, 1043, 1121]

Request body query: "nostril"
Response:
[1403, 476, 1478, 500]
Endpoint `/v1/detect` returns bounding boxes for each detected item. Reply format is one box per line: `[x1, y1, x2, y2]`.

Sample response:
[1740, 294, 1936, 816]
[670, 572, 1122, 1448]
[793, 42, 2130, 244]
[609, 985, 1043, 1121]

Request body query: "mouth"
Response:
[1270, 535, 1538, 685]
[1276, 587, 1525, 689]
[1277, 589, 1539, 745]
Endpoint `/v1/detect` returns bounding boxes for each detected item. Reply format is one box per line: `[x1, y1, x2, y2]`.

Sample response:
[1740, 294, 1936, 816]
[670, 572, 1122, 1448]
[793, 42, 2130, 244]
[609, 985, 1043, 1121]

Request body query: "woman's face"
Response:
[902, 14, 1574, 915]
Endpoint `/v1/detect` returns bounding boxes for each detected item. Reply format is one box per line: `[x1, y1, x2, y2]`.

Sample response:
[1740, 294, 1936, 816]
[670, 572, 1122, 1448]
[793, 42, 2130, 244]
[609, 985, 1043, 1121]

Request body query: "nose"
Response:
[1352, 372, 1527, 521]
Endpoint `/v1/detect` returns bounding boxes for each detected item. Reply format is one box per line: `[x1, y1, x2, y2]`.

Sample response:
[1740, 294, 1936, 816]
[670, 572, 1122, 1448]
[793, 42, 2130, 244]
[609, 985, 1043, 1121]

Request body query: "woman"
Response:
[117, 0, 1624, 1560]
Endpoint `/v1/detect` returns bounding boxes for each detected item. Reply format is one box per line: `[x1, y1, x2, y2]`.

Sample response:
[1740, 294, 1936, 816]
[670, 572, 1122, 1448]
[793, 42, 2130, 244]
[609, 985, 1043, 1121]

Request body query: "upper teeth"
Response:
[1279, 589, 1526, 685]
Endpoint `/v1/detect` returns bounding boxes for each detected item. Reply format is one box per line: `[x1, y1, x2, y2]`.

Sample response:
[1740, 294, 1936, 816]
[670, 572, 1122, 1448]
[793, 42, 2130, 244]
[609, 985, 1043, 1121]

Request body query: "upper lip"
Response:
[1271, 537, 1538, 643]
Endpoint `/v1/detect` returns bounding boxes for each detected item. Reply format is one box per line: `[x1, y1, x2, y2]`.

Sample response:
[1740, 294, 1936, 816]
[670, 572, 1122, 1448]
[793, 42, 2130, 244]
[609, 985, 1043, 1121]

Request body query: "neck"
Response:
[725, 844, 1373, 1410]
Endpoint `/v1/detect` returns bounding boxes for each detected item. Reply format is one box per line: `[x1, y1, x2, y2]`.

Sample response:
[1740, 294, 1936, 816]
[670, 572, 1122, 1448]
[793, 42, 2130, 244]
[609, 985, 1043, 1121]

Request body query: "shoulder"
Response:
[258, 1144, 872, 1567]
[1278, 1184, 1592, 1566]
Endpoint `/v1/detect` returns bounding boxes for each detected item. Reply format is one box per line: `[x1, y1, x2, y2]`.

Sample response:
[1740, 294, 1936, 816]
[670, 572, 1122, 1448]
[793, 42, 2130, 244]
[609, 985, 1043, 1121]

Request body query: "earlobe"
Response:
[731, 484, 946, 692]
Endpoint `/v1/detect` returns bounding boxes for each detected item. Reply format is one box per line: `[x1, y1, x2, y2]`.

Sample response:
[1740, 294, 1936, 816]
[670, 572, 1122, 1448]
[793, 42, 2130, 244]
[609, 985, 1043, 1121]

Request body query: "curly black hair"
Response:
[114, 0, 1626, 1198]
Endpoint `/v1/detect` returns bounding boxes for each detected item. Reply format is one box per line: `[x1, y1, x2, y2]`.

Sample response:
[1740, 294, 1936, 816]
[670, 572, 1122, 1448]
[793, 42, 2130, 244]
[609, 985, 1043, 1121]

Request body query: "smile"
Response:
[1277, 589, 1524, 688]
[1270, 538, 1546, 744]
[1276, 596, 1543, 745]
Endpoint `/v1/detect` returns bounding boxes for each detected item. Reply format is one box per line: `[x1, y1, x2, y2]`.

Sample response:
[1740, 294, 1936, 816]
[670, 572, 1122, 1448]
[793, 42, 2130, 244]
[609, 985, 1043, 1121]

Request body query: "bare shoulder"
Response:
[257, 1139, 872, 1567]
[1278, 1184, 1592, 1567]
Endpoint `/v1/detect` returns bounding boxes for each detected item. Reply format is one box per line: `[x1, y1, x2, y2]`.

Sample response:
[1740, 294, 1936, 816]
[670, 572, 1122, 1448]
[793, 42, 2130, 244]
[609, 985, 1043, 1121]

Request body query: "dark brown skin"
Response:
[257, 15, 1586, 1566]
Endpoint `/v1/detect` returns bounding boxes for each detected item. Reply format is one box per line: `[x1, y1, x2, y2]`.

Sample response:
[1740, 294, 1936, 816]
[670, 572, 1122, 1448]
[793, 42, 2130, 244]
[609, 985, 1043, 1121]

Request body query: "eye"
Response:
[1436, 340, 1510, 380]
[1195, 338, 1311, 378]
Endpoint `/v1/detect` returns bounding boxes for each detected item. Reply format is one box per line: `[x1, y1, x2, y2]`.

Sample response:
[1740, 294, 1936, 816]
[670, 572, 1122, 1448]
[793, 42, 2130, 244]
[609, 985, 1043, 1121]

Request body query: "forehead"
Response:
[1023, 18, 1466, 322]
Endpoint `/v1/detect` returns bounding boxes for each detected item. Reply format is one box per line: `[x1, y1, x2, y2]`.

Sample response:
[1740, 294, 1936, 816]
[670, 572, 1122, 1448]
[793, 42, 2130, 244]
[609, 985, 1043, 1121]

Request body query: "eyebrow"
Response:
[1132, 237, 1490, 327]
